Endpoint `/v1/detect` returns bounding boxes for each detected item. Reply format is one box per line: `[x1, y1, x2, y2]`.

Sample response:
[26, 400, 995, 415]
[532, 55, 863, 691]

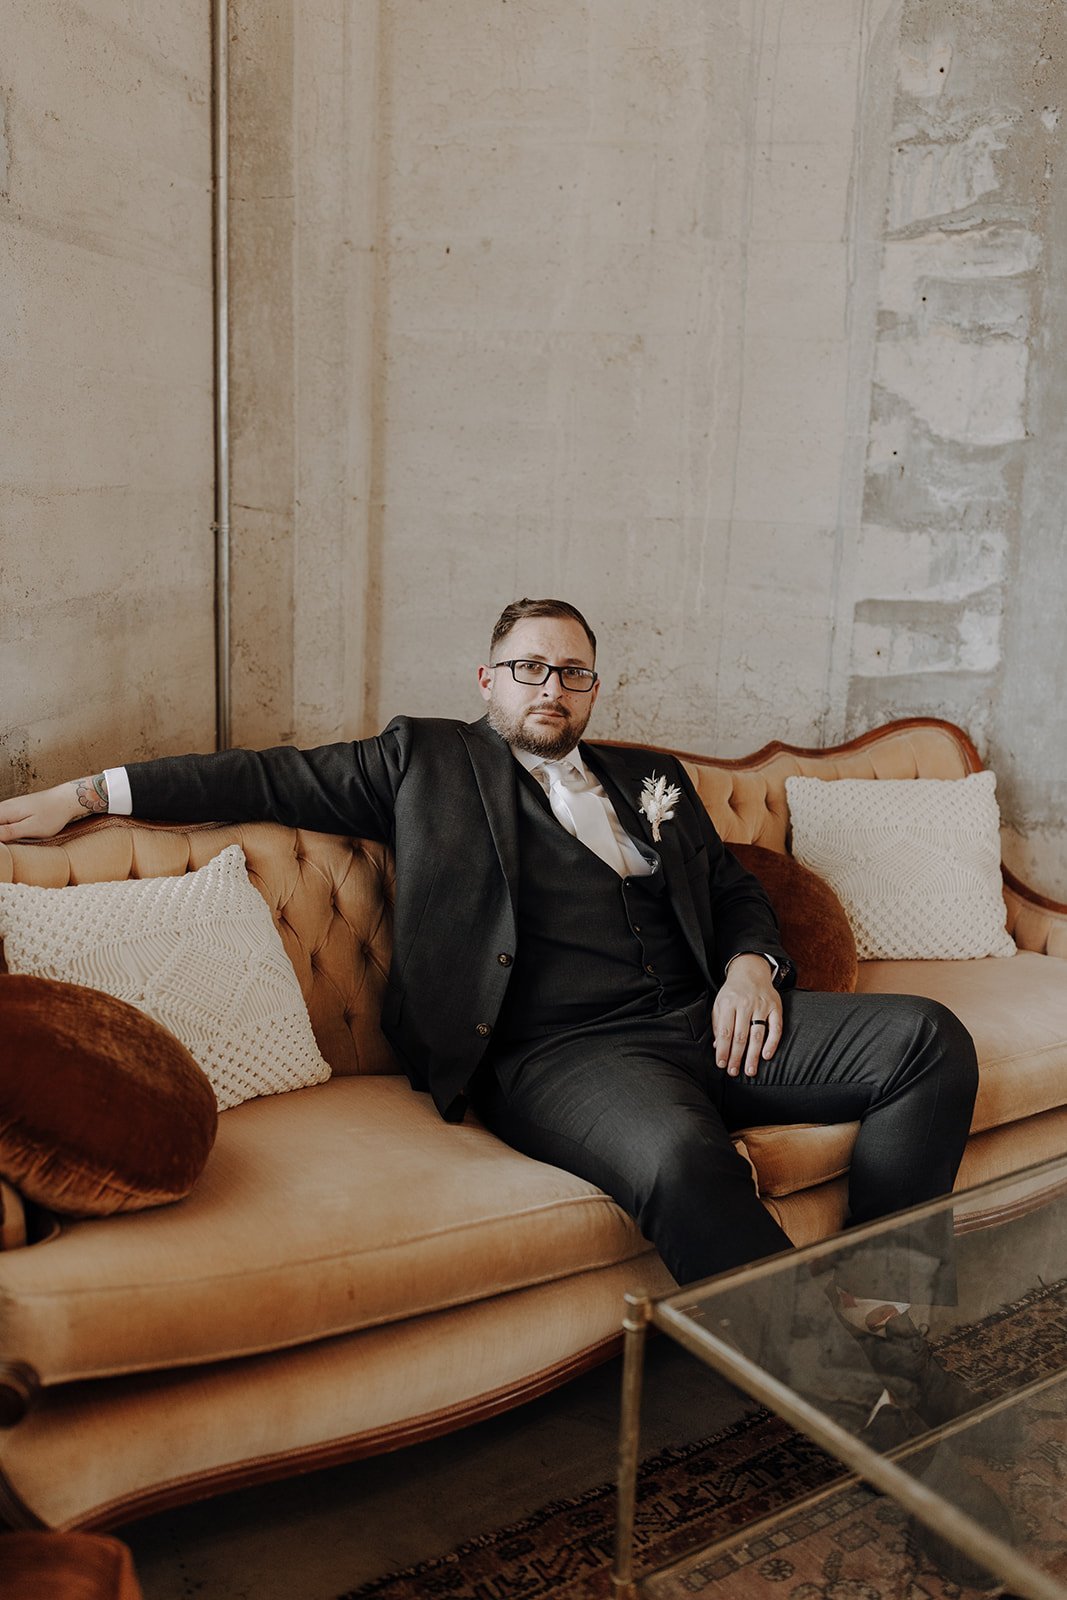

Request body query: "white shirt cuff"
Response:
[103, 766, 133, 815]
[726, 951, 779, 980]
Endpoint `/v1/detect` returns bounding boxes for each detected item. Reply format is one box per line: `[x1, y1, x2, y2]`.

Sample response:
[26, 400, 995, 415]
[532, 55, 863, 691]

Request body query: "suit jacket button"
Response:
[645, 963, 656, 975]
[476, 1022, 492, 1038]
[497, 952, 512, 966]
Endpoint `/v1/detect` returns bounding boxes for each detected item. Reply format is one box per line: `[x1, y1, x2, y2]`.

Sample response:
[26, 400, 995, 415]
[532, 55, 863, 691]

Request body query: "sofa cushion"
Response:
[857, 951, 1067, 1134]
[733, 951, 1067, 1200]
[785, 771, 1016, 960]
[730, 843, 857, 992]
[0, 975, 217, 1216]
[738, 1120, 858, 1197]
[0, 1256, 678, 1533]
[0, 845, 331, 1111]
[0, 1076, 655, 1386]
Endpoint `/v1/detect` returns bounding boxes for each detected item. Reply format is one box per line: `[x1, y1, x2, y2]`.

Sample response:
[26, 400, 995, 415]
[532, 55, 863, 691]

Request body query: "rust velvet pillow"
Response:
[729, 843, 859, 993]
[0, 974, 218, 1216]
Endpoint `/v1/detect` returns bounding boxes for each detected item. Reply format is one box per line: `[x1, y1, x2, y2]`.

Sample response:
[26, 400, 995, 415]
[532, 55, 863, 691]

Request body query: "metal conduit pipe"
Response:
[212, 0, 232, 751]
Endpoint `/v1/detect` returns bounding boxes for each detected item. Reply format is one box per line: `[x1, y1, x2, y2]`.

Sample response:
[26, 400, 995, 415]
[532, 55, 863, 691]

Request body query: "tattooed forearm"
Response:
[74, 773, 109, 816]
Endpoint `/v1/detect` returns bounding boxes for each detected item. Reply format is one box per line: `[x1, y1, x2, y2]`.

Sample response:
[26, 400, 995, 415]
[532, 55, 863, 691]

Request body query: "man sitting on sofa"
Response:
[0, 597, 978, 1430]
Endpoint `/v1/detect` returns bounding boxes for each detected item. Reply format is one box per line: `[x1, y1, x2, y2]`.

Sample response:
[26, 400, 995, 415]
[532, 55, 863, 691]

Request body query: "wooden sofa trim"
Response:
[37, 1334, 624, 1534]
[602, 714, 984, 775]
[1002, 869, 1067, 959]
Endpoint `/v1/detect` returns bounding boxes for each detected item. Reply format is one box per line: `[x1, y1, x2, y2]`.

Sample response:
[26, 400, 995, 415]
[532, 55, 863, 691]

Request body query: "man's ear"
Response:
[476, 664, 493, 701]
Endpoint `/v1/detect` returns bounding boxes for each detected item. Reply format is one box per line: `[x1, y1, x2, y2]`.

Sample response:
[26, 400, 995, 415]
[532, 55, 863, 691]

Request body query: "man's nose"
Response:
[538, 666, 571, 694]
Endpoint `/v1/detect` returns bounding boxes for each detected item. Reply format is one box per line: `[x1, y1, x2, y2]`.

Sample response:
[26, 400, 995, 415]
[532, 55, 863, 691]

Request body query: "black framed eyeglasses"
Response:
[491, 659, 599, 693]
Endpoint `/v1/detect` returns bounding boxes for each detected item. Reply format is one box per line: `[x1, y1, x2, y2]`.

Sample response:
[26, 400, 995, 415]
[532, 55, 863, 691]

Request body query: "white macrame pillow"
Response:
[784, 772, 1016, 962]
[0, 845, 332, 1110]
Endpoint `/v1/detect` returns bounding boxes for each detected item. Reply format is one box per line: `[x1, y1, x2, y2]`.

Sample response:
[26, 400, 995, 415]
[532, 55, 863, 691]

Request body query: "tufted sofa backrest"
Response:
[1, 819, 398, 1079]
[668, 717, 980, 850]
[0, 718, 983, 1078]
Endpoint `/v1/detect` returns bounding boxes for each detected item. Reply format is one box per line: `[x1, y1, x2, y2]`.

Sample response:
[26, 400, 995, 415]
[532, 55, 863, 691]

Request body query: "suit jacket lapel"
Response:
[458, 718, 522, 917]
[457, 728, 710, 981]
[582, 743, 663, 851]
[584, 743, 710, 977]
[582, 744, 645, 835]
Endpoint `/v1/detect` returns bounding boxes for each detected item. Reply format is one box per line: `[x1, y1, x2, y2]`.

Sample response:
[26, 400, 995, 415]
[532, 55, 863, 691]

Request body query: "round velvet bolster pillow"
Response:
[0, 974, 218, 1216]
[729, 842, 859, 994]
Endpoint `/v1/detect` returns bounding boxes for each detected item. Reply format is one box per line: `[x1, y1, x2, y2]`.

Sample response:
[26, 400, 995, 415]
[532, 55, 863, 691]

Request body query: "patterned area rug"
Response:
[341, 1280, 1067, 1600]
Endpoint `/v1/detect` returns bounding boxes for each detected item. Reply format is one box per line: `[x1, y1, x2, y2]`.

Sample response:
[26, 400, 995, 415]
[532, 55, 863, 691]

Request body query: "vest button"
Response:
[632, 924, 642, 933]
[497, 952, 513, 966]
[645, 963, 656, 975]
[476, 1022, 492, 1038]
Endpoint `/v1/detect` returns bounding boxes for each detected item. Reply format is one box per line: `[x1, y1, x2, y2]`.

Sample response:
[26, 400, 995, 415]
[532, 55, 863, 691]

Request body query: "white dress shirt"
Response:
[511, 746, 654, 878]
[103, 766, 133, 814]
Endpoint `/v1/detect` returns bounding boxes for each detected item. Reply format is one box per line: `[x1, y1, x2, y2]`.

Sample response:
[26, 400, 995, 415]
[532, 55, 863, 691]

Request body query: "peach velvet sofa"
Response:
[1, 716, 1066, 1532]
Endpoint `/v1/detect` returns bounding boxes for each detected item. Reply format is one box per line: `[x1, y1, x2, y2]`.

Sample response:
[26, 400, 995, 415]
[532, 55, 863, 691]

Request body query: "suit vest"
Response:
[492, 770, 706, 1045]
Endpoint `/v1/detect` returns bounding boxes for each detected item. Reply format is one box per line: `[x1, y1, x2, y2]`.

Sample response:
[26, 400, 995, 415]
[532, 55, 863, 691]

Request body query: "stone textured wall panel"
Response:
[846, 0, 1066, 895]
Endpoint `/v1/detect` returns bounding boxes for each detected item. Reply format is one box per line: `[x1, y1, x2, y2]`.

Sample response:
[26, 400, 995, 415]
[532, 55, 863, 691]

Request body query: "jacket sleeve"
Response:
[674, 760, 796, 988]
[124, 717, 418, 843]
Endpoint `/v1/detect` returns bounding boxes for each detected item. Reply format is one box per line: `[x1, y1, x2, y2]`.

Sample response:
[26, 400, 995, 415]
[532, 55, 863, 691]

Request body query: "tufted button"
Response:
[497, 952, 512, 966]
[475, 1022, 492, 1038]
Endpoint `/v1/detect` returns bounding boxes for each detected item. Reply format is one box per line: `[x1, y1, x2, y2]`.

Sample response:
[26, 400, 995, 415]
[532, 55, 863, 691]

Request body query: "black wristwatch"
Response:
[771, 955, 796, 991]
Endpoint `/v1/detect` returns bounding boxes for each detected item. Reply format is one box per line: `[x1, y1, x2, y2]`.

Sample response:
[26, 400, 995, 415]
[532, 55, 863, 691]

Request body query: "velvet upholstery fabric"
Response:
[857, 950, 1067, 1133]
[0, 974, 217, 1216]
[0, 1179, 28, 1249]
[730, 842, 858, 993]
[0, 1254, 676, 1532]
[0, 1076, 656, 1385]
[0, 719, 1064, 1535]
[0, 1532, 143, 1600]
[0, 846, 332, 1110]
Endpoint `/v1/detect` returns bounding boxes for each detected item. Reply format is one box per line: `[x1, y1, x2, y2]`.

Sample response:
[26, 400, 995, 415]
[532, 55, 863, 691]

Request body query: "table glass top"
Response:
[658, 1156, 1067, 1599]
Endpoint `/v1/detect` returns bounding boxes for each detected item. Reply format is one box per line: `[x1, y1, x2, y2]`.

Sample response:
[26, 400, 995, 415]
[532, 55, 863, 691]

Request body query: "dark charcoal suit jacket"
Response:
[126, 716, 791, 1118]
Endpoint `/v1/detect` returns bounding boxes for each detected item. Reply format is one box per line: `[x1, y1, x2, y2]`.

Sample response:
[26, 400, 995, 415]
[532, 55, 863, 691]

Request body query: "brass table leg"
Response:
[612, 1290, 652, 1599]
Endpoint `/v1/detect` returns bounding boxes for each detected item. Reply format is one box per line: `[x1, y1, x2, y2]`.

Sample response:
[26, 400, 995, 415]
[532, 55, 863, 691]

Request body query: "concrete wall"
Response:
[843, 0, 1067, 896]
[226, 0, 380, 750]
[370, 0, 885, 742]
[4, 2, 1065, 897]
[365, 0, 1067, 896]
[0, 2, 215, 790]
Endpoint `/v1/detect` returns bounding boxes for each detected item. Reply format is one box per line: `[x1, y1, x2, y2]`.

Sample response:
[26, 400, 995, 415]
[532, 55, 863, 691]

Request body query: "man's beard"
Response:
[485, 697, 591, 760]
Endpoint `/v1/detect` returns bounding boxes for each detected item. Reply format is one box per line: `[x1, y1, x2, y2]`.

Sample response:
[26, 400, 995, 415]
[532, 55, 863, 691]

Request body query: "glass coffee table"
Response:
[612, 1154, 1067, 1598]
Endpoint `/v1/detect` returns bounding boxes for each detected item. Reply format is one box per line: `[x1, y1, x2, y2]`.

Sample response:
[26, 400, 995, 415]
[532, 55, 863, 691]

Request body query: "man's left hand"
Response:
[712, 954, 782, 1078]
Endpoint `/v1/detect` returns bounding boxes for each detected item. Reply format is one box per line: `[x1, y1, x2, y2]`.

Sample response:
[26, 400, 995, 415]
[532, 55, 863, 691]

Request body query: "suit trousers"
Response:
[475, 989, 978, 1292]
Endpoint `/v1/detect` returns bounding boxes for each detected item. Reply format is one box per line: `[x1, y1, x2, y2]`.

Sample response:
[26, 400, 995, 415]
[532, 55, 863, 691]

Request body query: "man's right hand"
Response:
[0, 775, 109, 842]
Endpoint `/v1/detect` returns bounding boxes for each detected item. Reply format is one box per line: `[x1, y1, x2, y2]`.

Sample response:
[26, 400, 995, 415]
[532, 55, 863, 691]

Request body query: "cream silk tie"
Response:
[538, 761, 627, 876]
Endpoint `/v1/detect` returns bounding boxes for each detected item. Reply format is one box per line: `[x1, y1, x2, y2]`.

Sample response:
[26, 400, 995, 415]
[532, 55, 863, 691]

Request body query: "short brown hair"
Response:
[489, 598, 597, 661]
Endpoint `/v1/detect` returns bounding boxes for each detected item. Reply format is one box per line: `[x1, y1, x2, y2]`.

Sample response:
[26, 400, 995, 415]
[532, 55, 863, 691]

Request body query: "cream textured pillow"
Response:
[0, 845, 331, 1110]
[784, 772, 1016, 961]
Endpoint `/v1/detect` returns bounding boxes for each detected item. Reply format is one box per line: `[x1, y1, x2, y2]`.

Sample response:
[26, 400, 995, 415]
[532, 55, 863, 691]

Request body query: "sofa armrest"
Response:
[0, 1182, 28, 1251]
[1003, 868, 1067, 959]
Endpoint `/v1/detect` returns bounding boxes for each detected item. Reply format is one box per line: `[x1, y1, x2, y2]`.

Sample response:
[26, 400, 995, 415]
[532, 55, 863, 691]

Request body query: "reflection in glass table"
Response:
[613, 1155, 1067, 1599]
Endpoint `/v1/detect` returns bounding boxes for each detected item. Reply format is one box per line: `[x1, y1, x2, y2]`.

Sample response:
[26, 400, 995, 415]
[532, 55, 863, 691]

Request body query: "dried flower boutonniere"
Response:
[638, 773, 682, 842]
